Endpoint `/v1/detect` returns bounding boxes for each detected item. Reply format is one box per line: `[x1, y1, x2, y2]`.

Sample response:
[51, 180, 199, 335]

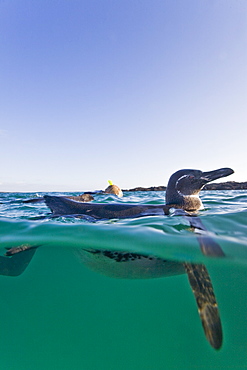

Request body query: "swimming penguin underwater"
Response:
[2, 167, 234, 350]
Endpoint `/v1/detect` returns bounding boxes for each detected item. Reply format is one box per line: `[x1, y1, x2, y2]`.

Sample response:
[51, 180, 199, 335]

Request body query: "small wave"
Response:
[1, 190, 247, 268]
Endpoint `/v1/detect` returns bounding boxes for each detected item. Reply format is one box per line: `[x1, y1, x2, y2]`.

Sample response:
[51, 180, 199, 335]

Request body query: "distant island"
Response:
[1, 181, 247, 195]
[124, 181, 247, 192]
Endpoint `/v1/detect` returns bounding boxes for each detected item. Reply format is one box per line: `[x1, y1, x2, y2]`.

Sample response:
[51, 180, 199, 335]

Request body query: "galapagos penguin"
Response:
[4, 167, 234, 350]
[43, 167, 233, 350]
[44, 168, 233, 218]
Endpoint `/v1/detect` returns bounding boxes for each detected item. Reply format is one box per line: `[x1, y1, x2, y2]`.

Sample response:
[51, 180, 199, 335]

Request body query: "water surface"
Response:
[0, 190, 247, 369]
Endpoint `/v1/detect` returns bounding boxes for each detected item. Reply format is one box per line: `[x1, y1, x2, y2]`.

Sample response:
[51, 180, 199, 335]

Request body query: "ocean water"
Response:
[0, 190, 247, 369]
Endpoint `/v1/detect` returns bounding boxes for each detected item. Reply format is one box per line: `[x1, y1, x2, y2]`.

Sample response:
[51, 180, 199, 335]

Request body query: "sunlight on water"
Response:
[0, 190, 247, 369]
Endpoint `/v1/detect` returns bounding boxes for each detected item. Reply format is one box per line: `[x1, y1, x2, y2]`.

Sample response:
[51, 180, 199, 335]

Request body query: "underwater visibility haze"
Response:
[1, 187, 247, 369]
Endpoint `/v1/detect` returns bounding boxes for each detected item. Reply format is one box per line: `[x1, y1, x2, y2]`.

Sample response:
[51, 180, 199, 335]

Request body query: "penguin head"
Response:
[166, 168, 234, 210]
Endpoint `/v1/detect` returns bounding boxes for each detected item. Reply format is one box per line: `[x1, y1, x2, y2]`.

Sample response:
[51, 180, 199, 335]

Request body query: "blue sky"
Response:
[0, 0, 246, 192]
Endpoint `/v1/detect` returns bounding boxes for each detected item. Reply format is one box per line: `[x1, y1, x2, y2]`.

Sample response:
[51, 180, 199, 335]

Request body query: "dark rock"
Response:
[125, 186, 166, 192]
[124, 181, 247, 192]
[202, 181, 247, 190]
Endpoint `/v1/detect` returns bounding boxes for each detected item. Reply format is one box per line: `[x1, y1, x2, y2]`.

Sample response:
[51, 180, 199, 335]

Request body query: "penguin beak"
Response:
[200, 168, 234, 183]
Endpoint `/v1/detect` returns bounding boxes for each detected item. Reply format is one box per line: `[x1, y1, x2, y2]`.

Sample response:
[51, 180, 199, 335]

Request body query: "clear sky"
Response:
[0, 0, 246, 192]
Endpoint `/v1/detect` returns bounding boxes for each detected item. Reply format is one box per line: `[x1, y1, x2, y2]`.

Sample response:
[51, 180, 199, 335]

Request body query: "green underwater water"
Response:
[0, 190, 247, 369]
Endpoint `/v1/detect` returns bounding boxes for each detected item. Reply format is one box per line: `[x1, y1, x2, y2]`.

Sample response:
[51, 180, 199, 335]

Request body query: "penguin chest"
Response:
[74, 249, 185, 279]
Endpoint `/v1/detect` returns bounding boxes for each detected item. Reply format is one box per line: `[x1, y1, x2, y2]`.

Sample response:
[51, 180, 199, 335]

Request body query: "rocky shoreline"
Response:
[124, 181, 247, 192]
[1, 181, 247, 195]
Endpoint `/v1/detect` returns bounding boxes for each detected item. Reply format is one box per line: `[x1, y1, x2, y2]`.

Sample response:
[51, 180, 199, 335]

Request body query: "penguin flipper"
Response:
[0, 246, 38, 276]
[186, 215, 225, 257]
[183, 262, 223, 350]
